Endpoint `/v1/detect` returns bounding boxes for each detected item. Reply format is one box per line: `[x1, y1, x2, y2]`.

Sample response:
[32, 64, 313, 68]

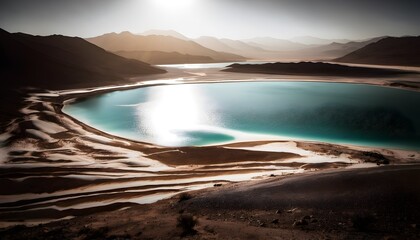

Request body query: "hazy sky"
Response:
[1, 0, 419, 40]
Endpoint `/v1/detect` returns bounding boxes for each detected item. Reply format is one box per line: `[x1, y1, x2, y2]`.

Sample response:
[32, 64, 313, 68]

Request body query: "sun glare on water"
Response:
[137, 84, 210, 146]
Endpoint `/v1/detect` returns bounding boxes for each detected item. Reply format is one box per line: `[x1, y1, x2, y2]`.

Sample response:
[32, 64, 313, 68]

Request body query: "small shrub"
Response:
[177, 214, 198, 236]
[352, 214, 375, 232]
[178, 192, 192, 202]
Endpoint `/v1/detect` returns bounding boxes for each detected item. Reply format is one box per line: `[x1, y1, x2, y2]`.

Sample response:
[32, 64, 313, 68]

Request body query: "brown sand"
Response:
[1, 58, 419, 239]
[1, 165, 419, 239]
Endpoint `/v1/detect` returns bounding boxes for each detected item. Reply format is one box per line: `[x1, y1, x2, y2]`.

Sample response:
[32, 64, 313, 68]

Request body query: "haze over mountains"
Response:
[290, 36, 351, 45]
[86, 31, 245, 64]
[85, 30, 413, 64]
[140, 29, 190, 41]
[6, 25, 416, 93]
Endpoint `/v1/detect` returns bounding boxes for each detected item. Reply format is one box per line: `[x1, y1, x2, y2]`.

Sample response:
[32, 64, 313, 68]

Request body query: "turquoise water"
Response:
[64, 81, 420, 149]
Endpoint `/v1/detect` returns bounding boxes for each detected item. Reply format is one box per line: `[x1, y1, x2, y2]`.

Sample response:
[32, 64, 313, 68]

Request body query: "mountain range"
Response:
[335, 36, 420, 67]
[0, 28, 166, 125]
[86, 32, 245, 64]
[86, 30, 399, 63]
[0, 29, 164, 90]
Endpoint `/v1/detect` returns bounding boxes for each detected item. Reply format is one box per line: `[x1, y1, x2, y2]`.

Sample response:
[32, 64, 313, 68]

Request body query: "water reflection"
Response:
[137, 84, 213, 146]
[65, 82, 420, 150]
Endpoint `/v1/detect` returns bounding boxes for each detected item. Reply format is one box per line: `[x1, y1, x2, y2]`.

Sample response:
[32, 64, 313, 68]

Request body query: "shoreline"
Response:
[61, 76, 420, 151]
[1, 66, 419, 231]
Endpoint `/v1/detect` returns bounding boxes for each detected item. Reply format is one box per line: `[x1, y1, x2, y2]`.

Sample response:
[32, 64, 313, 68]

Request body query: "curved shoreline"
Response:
[0, 67, 419, 228]
[61, 77, 420, 151]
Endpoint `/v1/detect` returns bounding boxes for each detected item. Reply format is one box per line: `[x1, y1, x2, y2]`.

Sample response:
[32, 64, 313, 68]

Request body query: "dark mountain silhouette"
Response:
[223, 62, 414, 77]
[0, 28, 165, 90]
[86, 32, 245, 63]
[305, 37, 384, 59]
[335, 36, 420, 66]
[0, 28, 165, 126]
[271, 37, 385, 61]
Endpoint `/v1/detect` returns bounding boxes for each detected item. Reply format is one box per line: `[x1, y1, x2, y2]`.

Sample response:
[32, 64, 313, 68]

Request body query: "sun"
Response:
[152, 0, 194, 10]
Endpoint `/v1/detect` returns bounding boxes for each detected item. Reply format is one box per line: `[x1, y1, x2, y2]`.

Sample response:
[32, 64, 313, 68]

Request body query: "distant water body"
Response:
[64, 81, 420, 150]
[157, 61, 273, 69]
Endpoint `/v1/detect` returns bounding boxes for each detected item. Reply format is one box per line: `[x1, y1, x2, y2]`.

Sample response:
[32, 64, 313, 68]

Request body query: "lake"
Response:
[64, 81, 420, 150]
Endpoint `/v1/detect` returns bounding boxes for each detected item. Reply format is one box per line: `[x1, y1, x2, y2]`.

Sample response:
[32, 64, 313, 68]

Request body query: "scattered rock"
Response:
[275, 209, 282, 214]
[204, 225, 215, 234]
[271, 219, 279, 224]
[256, 219, 266, 227]
[293, 219, 308, 226]
[362, 151, 389, 165]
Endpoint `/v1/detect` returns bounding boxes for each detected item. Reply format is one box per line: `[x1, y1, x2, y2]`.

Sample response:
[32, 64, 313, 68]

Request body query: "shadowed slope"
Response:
[335, 36, 420, 67]
[0, 28, 165, 127]
[0, 28, 165, 90]
[223, 61, 414, 77]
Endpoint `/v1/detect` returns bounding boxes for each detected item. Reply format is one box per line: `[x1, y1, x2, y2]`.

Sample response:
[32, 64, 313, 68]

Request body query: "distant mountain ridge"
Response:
[115, 50, 214, 64]
[289, 36, 351, 45]
[105, 30, 395, 62]
[86, 32, 245, 64]
[194, 36, 269, 58]
[335, 36, 420, 66]
[140, 29, 190, 41]
[243, 37, 309, 51]
[0, 28, 165, 90]
[290, 36, 386, 60]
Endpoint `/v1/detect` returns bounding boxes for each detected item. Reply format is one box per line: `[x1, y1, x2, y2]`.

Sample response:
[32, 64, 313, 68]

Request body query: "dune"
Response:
[335, 36, 420, 66]
[2, 165, 419, 239]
